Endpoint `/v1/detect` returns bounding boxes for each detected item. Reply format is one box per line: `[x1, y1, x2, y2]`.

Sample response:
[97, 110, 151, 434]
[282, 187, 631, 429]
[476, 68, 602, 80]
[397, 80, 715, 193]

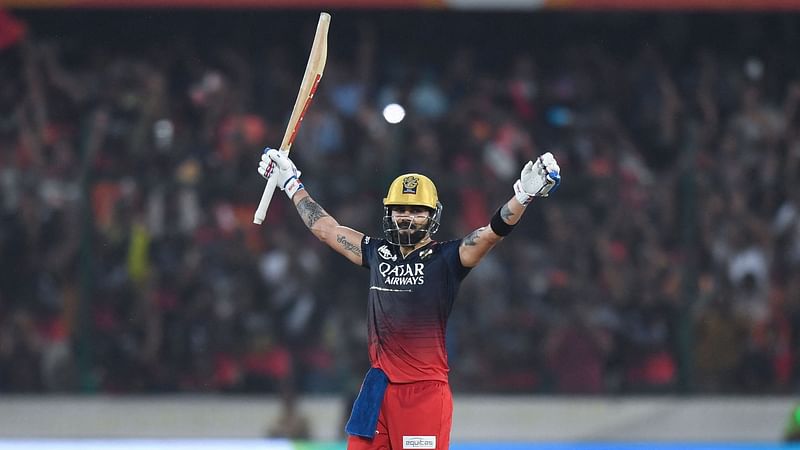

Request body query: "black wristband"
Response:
[490, 208, 515, 237]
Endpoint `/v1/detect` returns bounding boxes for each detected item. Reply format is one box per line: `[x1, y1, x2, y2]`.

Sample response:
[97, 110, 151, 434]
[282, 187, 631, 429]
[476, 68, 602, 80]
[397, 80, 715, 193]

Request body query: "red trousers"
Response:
[347, 380, 452, 450]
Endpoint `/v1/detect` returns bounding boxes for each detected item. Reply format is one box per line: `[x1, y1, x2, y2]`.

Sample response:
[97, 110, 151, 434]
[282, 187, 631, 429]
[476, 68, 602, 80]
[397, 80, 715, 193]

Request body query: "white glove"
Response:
[514, 152, 561, 205]
[258, 148, 304, 199]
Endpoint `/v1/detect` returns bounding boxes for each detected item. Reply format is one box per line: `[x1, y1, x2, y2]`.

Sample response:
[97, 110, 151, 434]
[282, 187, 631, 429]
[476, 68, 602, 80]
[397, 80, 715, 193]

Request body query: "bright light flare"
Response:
[382, 103, 406, 124]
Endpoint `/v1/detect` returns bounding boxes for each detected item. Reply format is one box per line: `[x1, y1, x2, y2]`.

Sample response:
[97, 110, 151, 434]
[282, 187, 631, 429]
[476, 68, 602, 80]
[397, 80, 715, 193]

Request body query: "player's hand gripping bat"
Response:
[254, 12, 330, 224]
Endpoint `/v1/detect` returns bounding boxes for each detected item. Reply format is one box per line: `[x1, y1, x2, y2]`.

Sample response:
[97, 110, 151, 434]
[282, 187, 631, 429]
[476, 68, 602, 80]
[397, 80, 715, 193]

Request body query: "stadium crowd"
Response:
[1, 11, 799, 400]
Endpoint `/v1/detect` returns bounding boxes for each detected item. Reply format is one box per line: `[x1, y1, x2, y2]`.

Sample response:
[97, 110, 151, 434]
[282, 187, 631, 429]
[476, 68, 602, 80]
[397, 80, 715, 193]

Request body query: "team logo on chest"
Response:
[378, 245, 397, 261]
[419, 248, 433, 260]
[379, 262, 425, 286]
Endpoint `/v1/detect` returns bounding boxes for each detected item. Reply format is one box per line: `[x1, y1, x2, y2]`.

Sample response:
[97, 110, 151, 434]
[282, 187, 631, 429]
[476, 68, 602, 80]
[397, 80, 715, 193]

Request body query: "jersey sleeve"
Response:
[361, 235, 377, 269]
[441, 239, 471, 281]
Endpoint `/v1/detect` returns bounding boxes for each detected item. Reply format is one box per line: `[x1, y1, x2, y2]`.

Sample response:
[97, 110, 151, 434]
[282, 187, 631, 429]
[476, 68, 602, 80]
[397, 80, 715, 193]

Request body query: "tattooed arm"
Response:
[292, 190, 365, 266]
[458, 151, 560, 268]
[458, 198, 527, 268]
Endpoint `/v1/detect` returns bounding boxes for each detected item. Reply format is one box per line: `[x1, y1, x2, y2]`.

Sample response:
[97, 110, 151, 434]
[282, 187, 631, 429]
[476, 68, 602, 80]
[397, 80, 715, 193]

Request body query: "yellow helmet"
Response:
[382, 173, 442, 245]
[383, 173, 439, 209]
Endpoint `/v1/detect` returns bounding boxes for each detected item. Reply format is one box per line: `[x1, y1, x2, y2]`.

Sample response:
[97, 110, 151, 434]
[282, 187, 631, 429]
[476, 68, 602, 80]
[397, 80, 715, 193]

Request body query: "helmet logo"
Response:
[402, 176, 419, 194]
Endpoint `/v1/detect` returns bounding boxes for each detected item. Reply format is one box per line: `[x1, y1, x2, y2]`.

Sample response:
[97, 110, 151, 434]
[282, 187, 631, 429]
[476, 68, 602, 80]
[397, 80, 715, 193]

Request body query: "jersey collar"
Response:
[395, 239, 435, 260]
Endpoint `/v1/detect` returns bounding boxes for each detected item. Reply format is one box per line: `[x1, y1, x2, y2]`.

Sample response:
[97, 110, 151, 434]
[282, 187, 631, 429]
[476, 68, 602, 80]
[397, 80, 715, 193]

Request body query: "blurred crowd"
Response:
[1, 10, 800, 401]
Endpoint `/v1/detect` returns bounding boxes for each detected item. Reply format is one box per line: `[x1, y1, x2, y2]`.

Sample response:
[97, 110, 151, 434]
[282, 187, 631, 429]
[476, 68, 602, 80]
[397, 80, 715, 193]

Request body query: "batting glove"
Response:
[258, 148, 304, 199]
[514, 152, 561, 205]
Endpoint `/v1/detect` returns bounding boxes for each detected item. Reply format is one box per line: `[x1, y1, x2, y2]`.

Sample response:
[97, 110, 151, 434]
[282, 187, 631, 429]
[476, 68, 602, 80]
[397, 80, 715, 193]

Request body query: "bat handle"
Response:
[253, 174, 279, 224]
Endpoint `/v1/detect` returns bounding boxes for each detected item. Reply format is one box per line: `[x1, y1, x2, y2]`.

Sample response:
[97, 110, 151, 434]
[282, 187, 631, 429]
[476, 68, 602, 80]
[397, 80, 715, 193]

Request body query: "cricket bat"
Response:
[254, 12, 330, 225]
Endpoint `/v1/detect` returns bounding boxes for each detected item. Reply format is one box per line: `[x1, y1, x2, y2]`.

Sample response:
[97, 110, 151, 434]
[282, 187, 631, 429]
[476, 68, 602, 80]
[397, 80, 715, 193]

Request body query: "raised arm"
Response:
[259, 149, 365, 266]
[459, 152, 561, 268]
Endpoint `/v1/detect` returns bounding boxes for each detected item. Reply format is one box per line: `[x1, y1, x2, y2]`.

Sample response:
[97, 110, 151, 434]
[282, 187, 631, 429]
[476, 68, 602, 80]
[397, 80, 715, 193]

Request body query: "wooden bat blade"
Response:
[279, 12, 330, 152]
[254, 12, 330, 225]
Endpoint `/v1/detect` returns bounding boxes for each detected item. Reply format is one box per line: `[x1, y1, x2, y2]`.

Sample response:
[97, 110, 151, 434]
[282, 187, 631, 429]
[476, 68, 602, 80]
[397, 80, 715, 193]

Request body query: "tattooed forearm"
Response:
[500, 204, 515, 222]
[296, 197, 330, 228]
[463, 227, 484, 246]
[337, 234, 362, 257]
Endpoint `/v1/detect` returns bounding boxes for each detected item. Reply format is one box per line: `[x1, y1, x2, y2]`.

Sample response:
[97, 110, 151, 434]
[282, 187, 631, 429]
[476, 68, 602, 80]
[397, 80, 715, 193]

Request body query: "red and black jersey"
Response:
[360, 237, 471, 383]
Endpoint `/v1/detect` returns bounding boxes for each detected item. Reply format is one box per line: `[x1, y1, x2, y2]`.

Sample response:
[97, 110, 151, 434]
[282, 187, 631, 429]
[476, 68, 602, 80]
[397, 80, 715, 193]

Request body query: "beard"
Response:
[396, 228, 427, 246]
[390, 220, 428, 246]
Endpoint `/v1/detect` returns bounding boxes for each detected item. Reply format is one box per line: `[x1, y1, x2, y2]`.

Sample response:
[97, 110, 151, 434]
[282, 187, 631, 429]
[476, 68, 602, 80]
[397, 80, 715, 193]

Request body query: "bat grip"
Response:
[253, 174, 279, 224]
